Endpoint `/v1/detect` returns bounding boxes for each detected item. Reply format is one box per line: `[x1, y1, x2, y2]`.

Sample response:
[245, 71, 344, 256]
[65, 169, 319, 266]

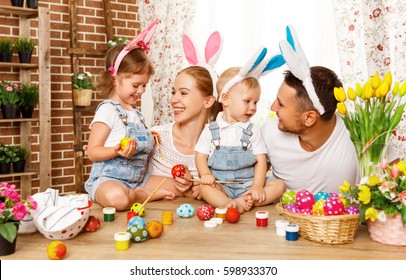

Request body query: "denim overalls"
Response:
[84, 101, 154, 200]
[207, 121, 257, 199]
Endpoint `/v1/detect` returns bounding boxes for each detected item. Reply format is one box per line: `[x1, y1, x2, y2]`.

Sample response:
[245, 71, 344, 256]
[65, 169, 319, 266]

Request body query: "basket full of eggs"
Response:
[276, 190, 360, 244]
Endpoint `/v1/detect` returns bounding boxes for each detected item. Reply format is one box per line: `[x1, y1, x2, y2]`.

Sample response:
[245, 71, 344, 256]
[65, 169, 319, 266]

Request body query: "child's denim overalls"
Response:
[207, 121, 257, 199]
[84, 101, 154, 200]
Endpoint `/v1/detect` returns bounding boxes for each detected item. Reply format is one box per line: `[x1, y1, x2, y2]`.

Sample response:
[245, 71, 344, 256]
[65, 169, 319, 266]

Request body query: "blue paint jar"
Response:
[285, 224, 299, 241]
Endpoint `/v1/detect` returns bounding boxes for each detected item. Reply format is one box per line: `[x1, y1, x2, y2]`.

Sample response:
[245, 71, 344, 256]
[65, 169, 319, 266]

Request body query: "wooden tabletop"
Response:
[1, 197, 405, 260]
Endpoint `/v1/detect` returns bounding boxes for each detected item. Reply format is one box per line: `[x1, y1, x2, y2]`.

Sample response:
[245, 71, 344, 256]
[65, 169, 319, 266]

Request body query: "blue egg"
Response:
[176, 203, 195, 218]
[128, 216, 146, 228]
[314, 191, 330, 201]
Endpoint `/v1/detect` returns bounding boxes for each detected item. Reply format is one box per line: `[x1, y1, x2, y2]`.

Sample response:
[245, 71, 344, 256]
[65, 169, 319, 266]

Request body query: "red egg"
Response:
[196, 204, 215, 221]
[323, 197, 345, 215]
[295, 190, 315, 209]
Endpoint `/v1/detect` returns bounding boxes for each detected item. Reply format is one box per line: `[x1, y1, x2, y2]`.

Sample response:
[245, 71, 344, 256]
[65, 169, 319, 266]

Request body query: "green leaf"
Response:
[0, 222, 18, 243]
[401, 204, 406, 225]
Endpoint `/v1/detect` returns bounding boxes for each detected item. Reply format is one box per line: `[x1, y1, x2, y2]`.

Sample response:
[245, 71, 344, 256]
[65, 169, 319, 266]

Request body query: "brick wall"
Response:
[0, 0, 140, 194]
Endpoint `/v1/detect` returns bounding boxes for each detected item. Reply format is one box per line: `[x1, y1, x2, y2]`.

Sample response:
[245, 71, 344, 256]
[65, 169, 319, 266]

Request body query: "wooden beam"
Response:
[103, 0, 114, 41]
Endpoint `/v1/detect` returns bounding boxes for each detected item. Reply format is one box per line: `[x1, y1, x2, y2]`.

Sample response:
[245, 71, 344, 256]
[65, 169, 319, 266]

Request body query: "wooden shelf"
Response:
[0, 62, 39, 69]
[0, 169, 39, 178]
[0, 118, 39, 123]
[0, 5, 38, 17]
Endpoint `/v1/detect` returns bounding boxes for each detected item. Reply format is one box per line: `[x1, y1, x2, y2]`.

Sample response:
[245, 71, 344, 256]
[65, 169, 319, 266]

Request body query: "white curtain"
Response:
[191, 0, 340, 125]
[332, 0, 406, 158]
[138, 0, 196, 126]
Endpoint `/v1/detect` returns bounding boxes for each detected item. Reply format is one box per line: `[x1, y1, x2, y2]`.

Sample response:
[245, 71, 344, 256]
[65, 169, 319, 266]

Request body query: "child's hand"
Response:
[116, 139, 137, 158]
[151, 131, 161, 147]
[248, 185, 266, 204]
[200, 174, 215, 186]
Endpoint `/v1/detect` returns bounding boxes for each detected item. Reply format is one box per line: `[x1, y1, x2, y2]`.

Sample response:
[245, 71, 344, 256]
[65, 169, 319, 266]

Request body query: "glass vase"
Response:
[355, 141, 388, 179]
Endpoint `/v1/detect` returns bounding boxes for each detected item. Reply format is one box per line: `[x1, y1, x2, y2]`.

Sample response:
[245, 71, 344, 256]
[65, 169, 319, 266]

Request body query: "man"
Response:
[261, 67, 359, 193]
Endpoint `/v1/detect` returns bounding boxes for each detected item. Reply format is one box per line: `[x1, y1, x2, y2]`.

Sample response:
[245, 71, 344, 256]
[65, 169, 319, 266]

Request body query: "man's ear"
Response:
[301, 110, 318, 127]
[204, 95, 216, 109]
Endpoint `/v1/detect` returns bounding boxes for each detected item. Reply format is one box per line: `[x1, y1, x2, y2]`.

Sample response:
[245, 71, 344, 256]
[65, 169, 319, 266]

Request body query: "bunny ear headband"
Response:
[219, 47, 285, 103]
[279, 24, 325, 115]
[110, 18, 160, 76]
[182, 31, 223, 100]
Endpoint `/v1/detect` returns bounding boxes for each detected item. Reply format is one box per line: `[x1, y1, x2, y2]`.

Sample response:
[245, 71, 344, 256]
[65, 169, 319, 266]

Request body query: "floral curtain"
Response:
[332, 0, 406, 158]
[138, 0, 196, 126]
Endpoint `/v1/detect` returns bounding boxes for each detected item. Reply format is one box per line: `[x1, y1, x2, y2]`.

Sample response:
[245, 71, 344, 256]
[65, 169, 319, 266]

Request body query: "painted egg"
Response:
[176, 203, 195, 218]
[299, 208, 313, 215]
[196, 204, 215, 221]
[295, 190, 315, 209]
[323, 197, 345, 215]
[284, 204, 300, 213]
[127, 225, 148, 242]
[128, 216, 146, 228]
[314, 191, 330, 201]
[313, 210, 324, 216]
[312, 199, 325, 213]
[146, 220, 164, 238]
[130, 203, 145, 217]
[281, 190, 296, 205]
[340, 197, 348, 207]
[329, 192, 339, 198]
[345, 205, 360, 215]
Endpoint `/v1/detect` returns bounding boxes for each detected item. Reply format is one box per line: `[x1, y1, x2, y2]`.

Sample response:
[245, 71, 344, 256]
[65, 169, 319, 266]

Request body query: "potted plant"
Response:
[339, 159, 406, 245]
[10, 0, 24, 7]
[72, 71, 94, 106]
[0, 182, 37, 256]
[18, 83, 39, 118]
[107, 37, 129, 48]
[27, 0, 38, 9]
[0, 38, 13, 63]
[14, 37, 35, 64]
[0, 81, 20, 119]
[10, 145, 29, 172]
[0, 143, 15, 174]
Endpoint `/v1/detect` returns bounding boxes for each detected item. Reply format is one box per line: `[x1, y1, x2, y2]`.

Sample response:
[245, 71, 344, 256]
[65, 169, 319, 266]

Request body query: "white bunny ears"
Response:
[279, 25, 325, 115]
[182, 31, 223, 100]
[219, 47, 285, 103]
[110, 18, 160, 76]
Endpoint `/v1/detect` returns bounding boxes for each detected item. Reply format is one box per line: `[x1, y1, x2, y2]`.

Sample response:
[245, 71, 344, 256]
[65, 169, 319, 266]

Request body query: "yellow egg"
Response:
[120, 137, 132, 150]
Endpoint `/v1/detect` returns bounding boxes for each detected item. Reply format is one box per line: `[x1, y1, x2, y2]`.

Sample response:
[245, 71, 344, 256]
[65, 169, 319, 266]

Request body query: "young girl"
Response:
[195, 49, 286, 214]
[84, 19, 169, 211]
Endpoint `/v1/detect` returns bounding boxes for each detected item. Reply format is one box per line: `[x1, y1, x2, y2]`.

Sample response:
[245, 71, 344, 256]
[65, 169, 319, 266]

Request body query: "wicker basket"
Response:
[367, 214, 406, 246]
[73, 89, 92, 106]
[276, 203, 359, 244]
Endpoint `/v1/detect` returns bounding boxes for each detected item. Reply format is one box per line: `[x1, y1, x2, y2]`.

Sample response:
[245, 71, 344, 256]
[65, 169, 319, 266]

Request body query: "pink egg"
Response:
[196, 204, 215, 220]
[299, 208, 313, 215]
[345, 205, 360, 215]
[323, 197, 345, 215]
[295, 190, 315, 209]
[284, 204, 300, 213]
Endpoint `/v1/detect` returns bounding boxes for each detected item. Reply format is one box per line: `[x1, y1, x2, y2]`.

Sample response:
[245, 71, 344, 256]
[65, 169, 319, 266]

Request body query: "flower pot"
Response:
[73, 89, 93, 106]
[0, 162, 11, 174]
[26, 0, 38, 9]
[1, 104, 20, 119]
[0, 230, 18, 256]
[18, 51, 32, 64]
[0, 52, 12, 63]
[13, 160, 26, 173]
[20, 105, 34, 118]
[10, 0, 24, 7]
[367, 214, 406, 246]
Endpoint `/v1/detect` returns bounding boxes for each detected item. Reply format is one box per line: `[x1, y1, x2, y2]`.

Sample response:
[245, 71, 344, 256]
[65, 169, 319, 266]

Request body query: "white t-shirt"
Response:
[195, 112, 267, 156]
[90, 101, 143, 147]
[148, 122, 199, 179]
[260, 114, 358, 193]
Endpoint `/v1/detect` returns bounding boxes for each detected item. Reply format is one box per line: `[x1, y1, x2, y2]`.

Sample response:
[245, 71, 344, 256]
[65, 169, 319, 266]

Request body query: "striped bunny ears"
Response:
[279, 25, 325, 115]
[182, 31, 223, 100]
[219, 47, 285, 103]
[110, 18, 160, 76]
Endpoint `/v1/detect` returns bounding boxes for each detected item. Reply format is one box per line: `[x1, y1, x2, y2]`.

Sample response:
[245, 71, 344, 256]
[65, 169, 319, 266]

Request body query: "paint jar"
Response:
[103, 207, 116, 222]
[127, 211, 138, 223]
[255, 211, 269, 227]
[215, 207, 227, 222]
[162, 211, 173, 225]
[275, 220, 289, 236]
[285, 224, 299, 241]
[210, 217, 223, 225]
[114, 232, 131, 250]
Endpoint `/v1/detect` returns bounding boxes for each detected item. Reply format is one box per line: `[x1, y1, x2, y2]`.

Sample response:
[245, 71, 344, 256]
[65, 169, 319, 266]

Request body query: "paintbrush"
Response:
[135, 177, 167, 214]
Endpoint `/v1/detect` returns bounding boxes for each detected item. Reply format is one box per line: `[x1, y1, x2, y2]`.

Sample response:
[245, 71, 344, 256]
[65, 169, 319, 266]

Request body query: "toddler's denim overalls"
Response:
[207, 121, 256, 199]
[84, 101, 154, 200]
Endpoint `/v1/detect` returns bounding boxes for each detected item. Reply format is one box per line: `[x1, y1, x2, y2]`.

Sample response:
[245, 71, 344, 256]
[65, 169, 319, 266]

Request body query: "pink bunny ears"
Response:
[182, 31, 223, 100]
[279, 24, 325, 115]
[110, 18, 160, 76]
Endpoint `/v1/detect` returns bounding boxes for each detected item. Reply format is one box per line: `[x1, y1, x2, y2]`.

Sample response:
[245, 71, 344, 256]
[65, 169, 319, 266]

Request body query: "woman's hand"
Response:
[173, 165, 194, 193]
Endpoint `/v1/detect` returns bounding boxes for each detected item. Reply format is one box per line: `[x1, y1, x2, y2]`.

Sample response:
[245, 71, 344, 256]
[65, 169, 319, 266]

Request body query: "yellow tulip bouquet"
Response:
[334, 71, 406, 178]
